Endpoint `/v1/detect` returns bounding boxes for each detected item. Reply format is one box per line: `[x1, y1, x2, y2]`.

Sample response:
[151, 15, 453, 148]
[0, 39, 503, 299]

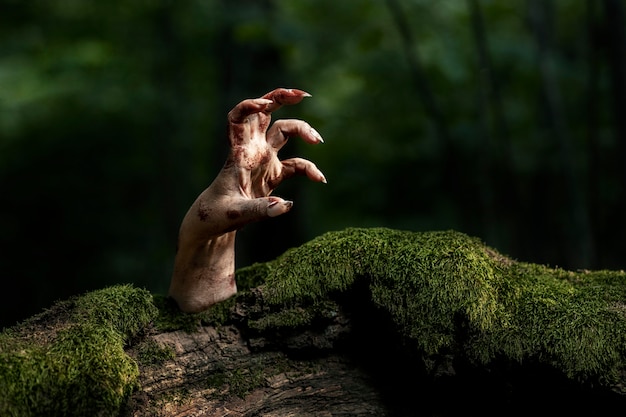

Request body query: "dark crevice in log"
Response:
[123, 288, 626, 417]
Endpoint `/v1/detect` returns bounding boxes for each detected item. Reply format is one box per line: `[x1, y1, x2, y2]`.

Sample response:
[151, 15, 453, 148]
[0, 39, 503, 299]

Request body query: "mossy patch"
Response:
[2, 227, 626, 415]
[0, 284, 157, 417]
[483, 262, 626, 382]
[205, 353, 319, 400]
[206, 364, 267, 399]
[136, 338, 175, 368]
[152, 293, 237, 333]
[238, 227, 626, 387]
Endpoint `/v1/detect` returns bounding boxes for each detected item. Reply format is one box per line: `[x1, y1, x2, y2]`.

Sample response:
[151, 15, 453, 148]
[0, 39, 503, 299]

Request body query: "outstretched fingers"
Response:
[281, 157, 327, 184]
[266, 119, 325, 149]
[228, 88, 312, 124]
[230, 196, 294, 227]
[227, 98, 273, 124]
[262, 88, 311, 112]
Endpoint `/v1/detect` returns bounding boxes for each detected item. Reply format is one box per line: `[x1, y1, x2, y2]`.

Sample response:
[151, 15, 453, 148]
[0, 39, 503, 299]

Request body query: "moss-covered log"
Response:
[2, 228, 626, 416]
[243, 228, 626, 384]
[0, 285, 157, 416]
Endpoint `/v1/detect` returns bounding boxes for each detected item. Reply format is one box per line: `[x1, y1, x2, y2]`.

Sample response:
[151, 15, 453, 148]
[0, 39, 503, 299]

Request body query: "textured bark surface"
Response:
[7, 229, 626, 416]
[123, 307, 390, 417]
[115, 226, 626, 416]
[121, 295, 626, 417]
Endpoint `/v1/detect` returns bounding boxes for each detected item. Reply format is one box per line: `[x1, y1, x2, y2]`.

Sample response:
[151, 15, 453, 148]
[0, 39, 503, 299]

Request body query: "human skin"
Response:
[168, 88, 326, 313]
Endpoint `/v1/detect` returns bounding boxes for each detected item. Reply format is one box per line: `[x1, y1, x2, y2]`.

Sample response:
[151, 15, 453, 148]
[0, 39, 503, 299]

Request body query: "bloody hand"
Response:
[168, 88, 326, 313]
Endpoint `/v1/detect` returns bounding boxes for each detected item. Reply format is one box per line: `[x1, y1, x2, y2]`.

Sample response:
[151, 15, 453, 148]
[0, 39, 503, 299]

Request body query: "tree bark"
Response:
[121, 288, 626, 417]
[125, 327, 387, 416]
[6, 229, 626, 417]
[123, 295, 392, 417]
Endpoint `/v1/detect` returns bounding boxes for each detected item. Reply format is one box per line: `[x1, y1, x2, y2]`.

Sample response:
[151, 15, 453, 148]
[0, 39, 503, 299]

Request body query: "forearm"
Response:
[169, 231, 237, 313]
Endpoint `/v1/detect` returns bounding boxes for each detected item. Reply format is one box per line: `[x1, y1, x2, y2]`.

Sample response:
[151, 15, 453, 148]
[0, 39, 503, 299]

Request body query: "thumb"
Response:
[230, 196, 293, 226]
[265, 197, 294, 218]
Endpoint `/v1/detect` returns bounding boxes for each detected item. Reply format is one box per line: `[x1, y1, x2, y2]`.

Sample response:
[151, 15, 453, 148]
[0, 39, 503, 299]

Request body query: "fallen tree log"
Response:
[3, 228, 626, 416]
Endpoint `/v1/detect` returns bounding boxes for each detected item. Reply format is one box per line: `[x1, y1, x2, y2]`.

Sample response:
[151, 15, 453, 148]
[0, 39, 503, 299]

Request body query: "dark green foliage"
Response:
[239, 227, 626, 387]
[0, 285, 157, 417]
[3, 0, 626, 333]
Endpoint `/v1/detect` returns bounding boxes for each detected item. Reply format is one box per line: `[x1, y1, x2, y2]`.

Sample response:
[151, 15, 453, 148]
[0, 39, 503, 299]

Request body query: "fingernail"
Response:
[291, 89, 312, 98]
[320, 174, 327, 184]
[310, 127, 324, 143]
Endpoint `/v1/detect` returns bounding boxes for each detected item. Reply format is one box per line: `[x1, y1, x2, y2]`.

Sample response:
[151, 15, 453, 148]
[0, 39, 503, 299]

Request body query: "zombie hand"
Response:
[168, 88, 326, 313]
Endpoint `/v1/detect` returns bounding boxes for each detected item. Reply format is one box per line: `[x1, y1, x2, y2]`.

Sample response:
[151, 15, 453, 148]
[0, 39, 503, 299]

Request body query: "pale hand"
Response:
[168, 88, 326, 313]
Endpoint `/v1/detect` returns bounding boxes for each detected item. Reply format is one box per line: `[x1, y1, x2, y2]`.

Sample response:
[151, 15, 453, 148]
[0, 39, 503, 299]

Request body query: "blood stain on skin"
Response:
[226, 209, 241, 220]
[258, 118, 271, 132]
[198, 208, 209, 221]
[230, 125, 246, 146]
[231, 146, 253, 168]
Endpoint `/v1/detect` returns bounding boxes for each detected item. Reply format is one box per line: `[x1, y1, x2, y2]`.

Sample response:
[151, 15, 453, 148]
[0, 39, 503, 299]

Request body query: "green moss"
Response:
[152, 294, 205, 333]
[0, 284, 157, 417]
[205, 354, 316, 400]
[477, 262, 626, 382]
[242, 227, 626, 386]
[136, 338, 176, 367]
[3, 227, 626, 414]
[236, 262, 272, 290]
[248, 300, 340, 331]
[152, 293, 237, 333]
[207, 366, 267, 399]
[250, 228, 503, 345]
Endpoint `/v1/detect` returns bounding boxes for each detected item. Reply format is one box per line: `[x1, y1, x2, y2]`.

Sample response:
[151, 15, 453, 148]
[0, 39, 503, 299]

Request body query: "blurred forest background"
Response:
[1, 0, 625, 329]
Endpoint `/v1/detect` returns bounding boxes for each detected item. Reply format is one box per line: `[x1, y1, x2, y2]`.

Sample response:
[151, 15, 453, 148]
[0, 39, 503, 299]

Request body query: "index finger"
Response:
[227, 88, 311, 123]
[261, 88, 312, 113]
[227, 98, 273, 124]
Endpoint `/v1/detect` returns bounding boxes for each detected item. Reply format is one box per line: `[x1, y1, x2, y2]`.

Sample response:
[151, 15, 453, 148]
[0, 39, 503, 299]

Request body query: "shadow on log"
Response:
[2, 228, 626, 416]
